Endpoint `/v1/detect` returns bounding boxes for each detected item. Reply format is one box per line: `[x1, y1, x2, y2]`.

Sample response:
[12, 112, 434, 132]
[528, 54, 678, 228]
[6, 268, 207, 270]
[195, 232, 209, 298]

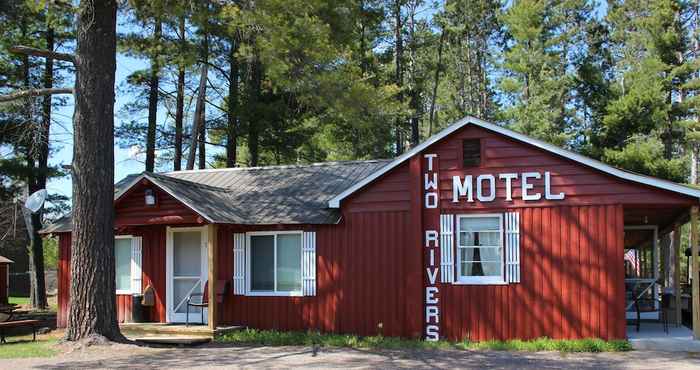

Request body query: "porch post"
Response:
[674, 225, 682, 327]
[208, 224, 218, 331]
[692, 206, 699, 339]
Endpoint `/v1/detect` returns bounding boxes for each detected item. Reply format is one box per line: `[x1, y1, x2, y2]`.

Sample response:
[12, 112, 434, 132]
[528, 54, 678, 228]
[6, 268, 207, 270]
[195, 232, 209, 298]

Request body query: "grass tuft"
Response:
[0, 338, 59, 359]
[217, 329, 632, 353]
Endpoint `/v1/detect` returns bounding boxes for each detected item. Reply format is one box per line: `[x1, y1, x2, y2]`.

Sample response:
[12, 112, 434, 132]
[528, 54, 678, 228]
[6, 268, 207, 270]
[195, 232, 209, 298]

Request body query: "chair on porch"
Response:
[185, 280, 229, 326]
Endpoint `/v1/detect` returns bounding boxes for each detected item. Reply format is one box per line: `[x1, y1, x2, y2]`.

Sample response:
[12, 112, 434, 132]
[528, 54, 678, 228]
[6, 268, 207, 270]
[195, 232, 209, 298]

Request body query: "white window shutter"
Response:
[302, 231, 316, 296]
[233, 233, 245, 295]
[131, 237, 142, 294]
[505, 212, 521, 283]
[440, 214, 454, 283]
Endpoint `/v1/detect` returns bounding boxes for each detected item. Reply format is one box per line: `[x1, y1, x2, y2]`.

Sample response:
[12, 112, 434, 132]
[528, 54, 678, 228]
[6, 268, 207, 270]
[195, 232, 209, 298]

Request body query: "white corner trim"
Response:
[327, 116, 700, 208]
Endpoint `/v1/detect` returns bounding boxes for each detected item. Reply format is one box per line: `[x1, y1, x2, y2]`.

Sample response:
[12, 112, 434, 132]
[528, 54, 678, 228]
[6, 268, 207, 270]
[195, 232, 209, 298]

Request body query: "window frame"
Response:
[454, 214, 506, 285]
[115, 234, 134, 295]
[245, 230, 304, 297]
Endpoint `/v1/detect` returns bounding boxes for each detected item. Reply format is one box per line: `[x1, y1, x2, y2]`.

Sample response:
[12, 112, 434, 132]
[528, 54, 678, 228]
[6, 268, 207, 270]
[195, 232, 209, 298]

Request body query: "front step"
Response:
[120, 323, 245, 338]
[130, 335, 212, 346]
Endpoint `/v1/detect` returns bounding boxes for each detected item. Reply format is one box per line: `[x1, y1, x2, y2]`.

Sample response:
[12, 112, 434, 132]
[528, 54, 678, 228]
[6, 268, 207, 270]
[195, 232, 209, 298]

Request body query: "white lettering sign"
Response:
[452, 171, 565, 202]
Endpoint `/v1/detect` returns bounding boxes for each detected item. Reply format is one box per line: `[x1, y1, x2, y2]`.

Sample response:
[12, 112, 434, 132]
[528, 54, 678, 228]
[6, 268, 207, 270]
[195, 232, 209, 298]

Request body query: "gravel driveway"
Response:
[6, 342, 700, 369]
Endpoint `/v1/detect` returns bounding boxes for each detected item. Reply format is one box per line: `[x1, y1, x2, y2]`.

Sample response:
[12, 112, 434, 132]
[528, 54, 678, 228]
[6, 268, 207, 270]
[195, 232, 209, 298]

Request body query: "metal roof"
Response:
[41, 160, 391, 233]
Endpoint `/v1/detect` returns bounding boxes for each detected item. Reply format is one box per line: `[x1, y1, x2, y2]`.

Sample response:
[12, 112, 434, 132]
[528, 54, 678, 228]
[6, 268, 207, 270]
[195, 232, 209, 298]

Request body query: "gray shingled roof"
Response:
[41, 160, 391, 233]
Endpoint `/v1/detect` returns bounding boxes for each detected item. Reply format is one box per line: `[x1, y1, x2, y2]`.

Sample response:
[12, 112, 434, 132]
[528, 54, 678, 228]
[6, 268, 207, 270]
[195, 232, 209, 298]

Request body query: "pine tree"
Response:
[499, 0, 594, 146]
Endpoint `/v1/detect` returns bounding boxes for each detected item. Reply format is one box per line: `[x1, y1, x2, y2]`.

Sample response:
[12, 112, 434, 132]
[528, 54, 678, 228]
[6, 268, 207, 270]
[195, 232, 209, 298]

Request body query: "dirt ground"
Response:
[4, 341, 700, 370]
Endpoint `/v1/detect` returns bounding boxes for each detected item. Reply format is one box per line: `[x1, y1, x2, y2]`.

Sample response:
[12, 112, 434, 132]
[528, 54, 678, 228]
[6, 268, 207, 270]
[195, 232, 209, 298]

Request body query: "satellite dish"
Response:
[24, 189, 47, 214]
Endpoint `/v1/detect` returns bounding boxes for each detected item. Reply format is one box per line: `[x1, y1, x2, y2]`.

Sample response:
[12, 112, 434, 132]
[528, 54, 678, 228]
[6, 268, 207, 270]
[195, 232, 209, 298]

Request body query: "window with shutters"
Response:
[456, 214, 505, 284]
[246, 231, 303, 296]
[462, 139, 481, 167]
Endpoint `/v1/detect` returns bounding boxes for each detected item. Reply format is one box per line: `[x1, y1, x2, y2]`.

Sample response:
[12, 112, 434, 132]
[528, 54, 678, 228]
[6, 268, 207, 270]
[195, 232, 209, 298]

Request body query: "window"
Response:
[456, 214, 504, 284]
[462, 139, 481, 167]
[115, 237, 132, 293]
[247, 232, 302, 296]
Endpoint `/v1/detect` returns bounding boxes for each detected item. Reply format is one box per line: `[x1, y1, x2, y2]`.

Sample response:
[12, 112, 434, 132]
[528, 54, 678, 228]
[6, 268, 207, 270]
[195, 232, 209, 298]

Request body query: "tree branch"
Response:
[0, 88, 73, 102]
[9, 46, 75, 64]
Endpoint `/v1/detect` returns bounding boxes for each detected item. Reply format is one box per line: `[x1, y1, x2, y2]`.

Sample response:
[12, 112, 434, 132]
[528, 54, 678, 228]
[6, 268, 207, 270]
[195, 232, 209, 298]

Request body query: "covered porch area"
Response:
[623, 204, 698, 347]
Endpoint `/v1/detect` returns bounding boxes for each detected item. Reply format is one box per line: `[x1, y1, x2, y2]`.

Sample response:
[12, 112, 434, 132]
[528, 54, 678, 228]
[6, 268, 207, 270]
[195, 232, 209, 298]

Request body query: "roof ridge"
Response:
[146, 172, 228, 191]
[160, 159, 392, 175]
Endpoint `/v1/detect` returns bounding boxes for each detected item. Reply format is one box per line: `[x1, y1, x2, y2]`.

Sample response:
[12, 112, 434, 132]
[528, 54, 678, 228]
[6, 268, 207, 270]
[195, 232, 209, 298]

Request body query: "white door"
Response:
[166, 227, 208, 323]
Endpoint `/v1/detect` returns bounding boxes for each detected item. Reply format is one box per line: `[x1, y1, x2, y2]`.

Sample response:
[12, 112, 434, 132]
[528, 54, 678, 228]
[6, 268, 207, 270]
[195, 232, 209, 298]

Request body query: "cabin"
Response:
[42, 116, 699, 341]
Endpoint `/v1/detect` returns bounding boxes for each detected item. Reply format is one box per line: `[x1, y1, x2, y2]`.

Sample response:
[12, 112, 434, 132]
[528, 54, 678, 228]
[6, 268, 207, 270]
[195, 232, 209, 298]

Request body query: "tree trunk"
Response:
[407, 4, 419, 147]
[226, 40, 239, 168]
[173, 15, 185, 171]
[428, 28, 445, 136]
[27, 26, 55, 310]
[248, 52, 262, 167]
[145, 20, 162, 172]
[66, 0, 122, 342]
[198, 101, 206, 169]
[394, 0, 404, 156]
[186, 64, 208, 170]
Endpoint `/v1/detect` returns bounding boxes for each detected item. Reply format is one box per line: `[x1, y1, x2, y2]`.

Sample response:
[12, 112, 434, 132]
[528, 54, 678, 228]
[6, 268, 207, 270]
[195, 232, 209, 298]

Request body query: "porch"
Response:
[623, 204, 698, 343]
[120, 322, 243, 345]
[626, 323, 698, 352]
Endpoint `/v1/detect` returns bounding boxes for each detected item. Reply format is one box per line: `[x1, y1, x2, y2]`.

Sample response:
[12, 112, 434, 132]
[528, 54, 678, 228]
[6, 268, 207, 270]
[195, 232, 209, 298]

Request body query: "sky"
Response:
[47, 54, 224, 206]
[47, 54, 153, 204]
[45, 0, 609, 208]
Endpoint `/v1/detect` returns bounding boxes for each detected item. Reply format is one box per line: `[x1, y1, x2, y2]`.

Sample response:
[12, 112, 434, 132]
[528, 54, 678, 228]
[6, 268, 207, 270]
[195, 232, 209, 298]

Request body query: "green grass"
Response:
[0, 337, 59, 359]
[217, 329, 632, 353]
[8, 296, 30, 306]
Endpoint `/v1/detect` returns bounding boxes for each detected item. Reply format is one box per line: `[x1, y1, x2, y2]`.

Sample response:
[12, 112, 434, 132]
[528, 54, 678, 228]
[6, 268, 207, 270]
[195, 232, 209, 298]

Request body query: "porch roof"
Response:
[41, 159, 391, 233]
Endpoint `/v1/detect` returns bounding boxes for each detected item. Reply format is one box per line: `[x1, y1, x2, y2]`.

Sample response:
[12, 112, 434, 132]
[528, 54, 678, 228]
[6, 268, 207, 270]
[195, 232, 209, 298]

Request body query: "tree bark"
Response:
[226, 39, 239, 168]
[248, 51, 262, 167]
[394, 0, 404, 156]
[428, 29, 445, 136]
[186, 63, 208, 170]
[173, 15, 186, 171]
[197, 35, 209, 170]
[27, 26, 55, 310]
[145, 20, 162, 172]
[0, 88, 73, 102]
[9, 45, 75, 64]
[66, 0, 122, 342]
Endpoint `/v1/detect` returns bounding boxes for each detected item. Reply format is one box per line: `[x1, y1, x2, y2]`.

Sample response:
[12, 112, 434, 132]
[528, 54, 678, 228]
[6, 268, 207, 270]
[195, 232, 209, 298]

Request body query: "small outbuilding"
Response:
[43, 116, 700, 341]
[0, 256, 14, 305]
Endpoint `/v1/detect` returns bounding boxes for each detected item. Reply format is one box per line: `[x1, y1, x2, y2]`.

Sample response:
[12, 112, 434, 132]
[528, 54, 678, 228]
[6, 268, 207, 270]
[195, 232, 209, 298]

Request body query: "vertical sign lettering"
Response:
[423, 154, 440, 341]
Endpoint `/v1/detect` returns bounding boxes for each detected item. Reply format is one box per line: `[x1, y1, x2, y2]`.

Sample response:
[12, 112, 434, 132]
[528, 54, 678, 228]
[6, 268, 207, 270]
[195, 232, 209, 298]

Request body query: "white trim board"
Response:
[327, 116, 700, 208]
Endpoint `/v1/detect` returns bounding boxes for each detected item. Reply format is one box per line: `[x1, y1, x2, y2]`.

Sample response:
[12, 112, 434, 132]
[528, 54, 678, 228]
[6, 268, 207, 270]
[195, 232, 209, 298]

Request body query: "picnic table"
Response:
[0, 304, 40, 343]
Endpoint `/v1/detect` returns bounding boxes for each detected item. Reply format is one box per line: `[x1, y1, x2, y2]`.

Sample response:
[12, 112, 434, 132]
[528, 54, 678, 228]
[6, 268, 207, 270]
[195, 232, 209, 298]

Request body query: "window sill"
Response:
[453, 278, 507, 285]
[116, 290, 133, 295]
[245, 291, 303, 297]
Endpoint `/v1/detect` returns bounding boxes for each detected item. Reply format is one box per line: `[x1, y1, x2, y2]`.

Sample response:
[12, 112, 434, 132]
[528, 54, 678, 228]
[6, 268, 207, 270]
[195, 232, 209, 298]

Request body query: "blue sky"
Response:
[46, 0, 608, 207]
[48, 55, 152, 203]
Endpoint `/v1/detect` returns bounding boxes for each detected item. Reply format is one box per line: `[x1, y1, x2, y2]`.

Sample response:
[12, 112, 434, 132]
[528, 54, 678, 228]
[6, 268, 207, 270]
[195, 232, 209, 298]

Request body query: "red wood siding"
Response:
[343, 163, 411, 213]
[440, 205, 625, 341]
[0, 264, 7, 305]
[57, 232, 71, 328]
[56, 226, 168, 328]
[116, 294, 133, 323]
[218, 210, 420, 337]
[115, 182, 201, 226]
[431, 125, 696, 208]
[133, 225, 167, 322]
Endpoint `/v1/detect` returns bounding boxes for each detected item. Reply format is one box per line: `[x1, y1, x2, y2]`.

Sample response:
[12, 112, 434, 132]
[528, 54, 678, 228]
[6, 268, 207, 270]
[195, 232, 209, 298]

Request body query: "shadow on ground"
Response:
[19, 342, 700, 369]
